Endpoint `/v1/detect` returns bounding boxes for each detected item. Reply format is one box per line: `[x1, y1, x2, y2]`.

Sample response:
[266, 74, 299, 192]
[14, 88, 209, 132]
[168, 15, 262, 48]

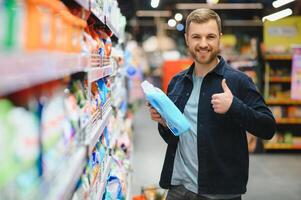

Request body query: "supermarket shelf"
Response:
[74, 0, 89, 10]
[269, 77, 291, 83]
[87, 65, 113, 83]
[105, 18, 120, 39]
[88, 149, 110, 199]
[46, 147, 87, 200]
[231, 60, 258, 69]
[266, 99, 301, 105]
[102, 97, 112, 115]
[276, 118, 301, 124]
[265, 54, 292, 60]
[88, 106, 112, 154]
[96, 156, 113, 200]
[0, 52, 89, 96]
[264, 143, 301, 150]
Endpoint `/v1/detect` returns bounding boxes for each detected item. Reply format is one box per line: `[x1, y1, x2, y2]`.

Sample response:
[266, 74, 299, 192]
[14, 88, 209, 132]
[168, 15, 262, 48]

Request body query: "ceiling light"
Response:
[175, 13, 183, 21]
[207, 0, 219, 4]
[262, 8, 293, 22]
[151, 0, 160, 8]
[168, 19, 176, 27]
[176, 23, 184, 31]
[272, 0, 295, 8]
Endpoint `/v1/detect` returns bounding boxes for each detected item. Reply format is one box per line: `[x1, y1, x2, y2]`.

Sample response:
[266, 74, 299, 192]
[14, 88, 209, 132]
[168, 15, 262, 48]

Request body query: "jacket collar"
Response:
[184, 55, 225, 80]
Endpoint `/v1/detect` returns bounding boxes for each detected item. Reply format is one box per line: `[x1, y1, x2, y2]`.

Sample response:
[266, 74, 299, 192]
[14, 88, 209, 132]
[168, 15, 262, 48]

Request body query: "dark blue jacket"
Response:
[158, 56, 276, 195]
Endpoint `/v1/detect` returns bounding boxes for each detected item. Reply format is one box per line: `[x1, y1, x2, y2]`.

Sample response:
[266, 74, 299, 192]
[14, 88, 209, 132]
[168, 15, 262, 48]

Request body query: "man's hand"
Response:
[146, 102, 167, 127]
[211, 79, 233, 114]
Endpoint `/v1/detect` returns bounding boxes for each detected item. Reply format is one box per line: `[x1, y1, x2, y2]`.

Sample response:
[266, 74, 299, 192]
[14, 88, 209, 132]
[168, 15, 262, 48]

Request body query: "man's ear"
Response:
[184, 33, 188, 46]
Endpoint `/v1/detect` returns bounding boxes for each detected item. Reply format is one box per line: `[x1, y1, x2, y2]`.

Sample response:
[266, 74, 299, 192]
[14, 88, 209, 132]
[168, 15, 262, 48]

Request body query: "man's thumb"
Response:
[222, 79, 230, 93]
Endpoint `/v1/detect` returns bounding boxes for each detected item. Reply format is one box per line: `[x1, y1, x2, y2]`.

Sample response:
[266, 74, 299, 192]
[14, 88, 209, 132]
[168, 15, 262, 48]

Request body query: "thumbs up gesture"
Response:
[211, 79, 233, 114]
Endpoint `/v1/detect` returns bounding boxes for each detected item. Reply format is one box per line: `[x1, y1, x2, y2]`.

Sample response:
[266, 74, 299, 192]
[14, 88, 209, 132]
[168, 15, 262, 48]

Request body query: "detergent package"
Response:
[141, 80, 190, 136]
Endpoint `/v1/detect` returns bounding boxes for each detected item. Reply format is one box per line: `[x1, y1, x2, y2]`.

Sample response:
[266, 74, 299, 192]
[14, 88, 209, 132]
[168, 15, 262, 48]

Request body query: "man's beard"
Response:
[189, 47, 220, 65]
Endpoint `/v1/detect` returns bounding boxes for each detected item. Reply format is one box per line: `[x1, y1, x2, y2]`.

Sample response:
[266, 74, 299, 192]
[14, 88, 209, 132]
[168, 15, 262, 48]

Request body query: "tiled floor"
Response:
[132, 106, 301, 200]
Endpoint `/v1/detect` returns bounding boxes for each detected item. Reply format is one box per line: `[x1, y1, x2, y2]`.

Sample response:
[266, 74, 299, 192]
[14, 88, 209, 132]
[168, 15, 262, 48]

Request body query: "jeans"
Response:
[166, 185, 242, 200]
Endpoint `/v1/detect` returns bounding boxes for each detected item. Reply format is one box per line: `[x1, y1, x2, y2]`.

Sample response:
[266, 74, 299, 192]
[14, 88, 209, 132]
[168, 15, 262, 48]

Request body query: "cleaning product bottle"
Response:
[141, 80, 190, 136]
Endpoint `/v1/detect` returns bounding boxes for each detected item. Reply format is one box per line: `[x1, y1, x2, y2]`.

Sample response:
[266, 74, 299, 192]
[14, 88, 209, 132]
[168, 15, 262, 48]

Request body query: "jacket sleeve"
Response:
[157, 77, 177, 143]
[227, 75, 276, 140]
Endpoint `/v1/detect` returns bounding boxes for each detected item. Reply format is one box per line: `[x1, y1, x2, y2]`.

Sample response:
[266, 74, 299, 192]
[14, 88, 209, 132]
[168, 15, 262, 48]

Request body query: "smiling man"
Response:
[147, 8, 276, 200]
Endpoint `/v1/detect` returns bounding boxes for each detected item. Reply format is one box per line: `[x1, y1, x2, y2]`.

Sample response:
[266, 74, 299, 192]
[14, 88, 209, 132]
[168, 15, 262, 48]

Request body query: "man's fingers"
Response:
[211, 99, 219, 105]
[151, 116, 162, 121]
[151, 113, 161, 118]
[212, 93, 223, 100]
[150, 108, 159, 114]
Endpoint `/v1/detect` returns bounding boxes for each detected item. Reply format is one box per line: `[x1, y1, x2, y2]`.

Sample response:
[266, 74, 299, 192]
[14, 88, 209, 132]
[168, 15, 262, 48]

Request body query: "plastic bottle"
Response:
[141, 80, 190, 136]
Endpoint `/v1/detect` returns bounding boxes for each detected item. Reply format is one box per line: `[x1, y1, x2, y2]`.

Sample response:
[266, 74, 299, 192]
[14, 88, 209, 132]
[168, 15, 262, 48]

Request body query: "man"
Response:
[147, 8, 276, 200]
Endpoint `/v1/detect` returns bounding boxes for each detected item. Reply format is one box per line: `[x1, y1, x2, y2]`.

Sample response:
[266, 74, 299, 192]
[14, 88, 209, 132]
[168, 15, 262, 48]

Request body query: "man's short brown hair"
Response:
[185, 8, 222, 34]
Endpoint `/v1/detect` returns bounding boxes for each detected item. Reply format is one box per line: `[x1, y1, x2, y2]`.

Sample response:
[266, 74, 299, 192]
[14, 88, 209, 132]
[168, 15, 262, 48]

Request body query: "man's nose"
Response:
[198, 38, 208, 48]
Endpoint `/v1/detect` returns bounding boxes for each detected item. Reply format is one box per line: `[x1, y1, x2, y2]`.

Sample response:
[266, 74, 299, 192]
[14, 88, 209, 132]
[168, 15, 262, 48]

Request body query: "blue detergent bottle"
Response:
[141, 80, 190, 136]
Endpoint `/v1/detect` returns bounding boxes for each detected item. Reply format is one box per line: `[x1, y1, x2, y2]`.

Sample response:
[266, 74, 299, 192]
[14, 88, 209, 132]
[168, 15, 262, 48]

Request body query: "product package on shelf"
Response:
[104, 0, 126, 40]
[85, 15, 113, 68]
[72, 133, 111, 200]
[37, 78, 88, 195]
[103, 126, 132, 200]
[0, 99, 40, 199]
[0, 0, 26, 51]
[1, 0, 129, 198]
[68, 74, 90, 129]
[89, 76, 111, 124]
[0, 0, 87, 53]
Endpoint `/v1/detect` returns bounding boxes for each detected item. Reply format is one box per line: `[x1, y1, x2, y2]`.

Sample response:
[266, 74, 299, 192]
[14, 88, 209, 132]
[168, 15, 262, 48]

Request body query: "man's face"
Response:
[185, 20, 221, 66]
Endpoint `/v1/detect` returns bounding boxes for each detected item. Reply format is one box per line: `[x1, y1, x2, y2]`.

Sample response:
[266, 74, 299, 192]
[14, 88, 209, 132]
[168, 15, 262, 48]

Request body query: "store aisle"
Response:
[245, 154, 301, 200]
[132, 105, 167, 196]
[132, 106, 301, 200]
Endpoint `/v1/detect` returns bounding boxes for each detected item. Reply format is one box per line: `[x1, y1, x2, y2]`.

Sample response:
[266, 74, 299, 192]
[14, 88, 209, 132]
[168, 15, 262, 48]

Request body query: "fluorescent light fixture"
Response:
[272, 0, 295, 8]
[175, 13, 183, 21]
[151, 0, 160, 8]
[176, 3, 263, 10]
[168, 19, 176, 27]
[136, 10, 171, 17]
[262, 8, 293, 22]
[207, 0, 219, 4]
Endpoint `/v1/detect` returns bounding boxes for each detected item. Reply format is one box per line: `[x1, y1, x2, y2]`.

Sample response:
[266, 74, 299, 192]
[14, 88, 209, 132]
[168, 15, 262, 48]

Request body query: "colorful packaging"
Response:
[0, 99, 39, 199]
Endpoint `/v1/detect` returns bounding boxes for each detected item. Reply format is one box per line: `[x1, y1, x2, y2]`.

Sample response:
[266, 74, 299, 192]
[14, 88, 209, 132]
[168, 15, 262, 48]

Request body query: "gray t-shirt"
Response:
[171, 72, 241, 199]
[171, 73, 201, 193]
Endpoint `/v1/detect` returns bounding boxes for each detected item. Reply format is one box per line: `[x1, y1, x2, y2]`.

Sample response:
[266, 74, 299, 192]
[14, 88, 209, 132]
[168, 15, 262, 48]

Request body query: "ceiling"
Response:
[117, 0, 300, 42]
[117, 0, 293, 18]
